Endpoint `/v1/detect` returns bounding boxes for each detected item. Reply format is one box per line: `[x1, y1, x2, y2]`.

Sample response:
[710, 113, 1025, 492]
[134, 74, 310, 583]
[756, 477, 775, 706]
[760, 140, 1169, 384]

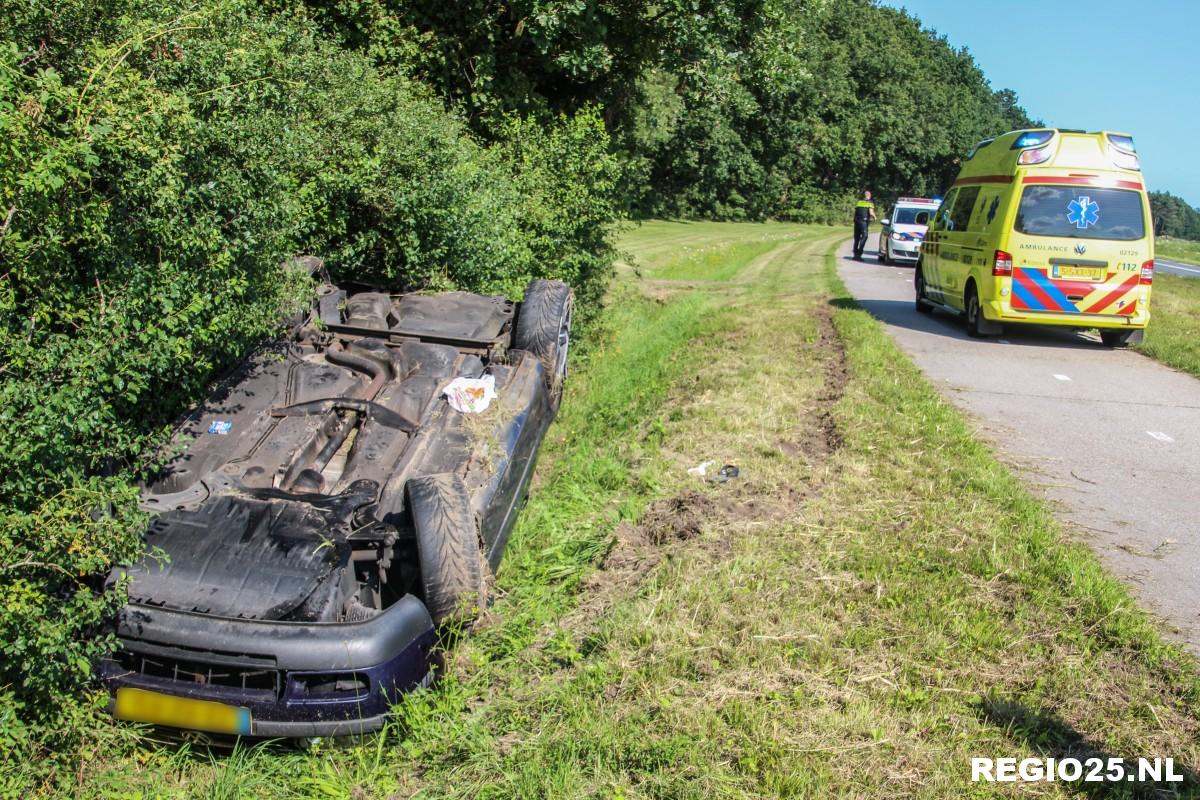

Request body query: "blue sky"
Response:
[880, 0, 1199, 207]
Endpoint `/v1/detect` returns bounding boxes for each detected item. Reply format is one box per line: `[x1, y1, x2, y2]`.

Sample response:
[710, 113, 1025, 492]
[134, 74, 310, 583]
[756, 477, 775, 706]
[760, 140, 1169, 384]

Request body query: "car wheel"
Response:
[965, 284, 987, 338]
[1100, 329, 1135, 348]
[407, 473, 485, 626]
[513, 279, 573, 412]
[914, 265, 933, 314]
[878, 240, 889, 264]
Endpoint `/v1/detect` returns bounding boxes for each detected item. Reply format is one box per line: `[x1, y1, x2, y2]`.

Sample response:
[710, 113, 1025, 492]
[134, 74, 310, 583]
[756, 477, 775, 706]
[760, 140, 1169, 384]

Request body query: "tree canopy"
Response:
[1150, 191, 1200, 240]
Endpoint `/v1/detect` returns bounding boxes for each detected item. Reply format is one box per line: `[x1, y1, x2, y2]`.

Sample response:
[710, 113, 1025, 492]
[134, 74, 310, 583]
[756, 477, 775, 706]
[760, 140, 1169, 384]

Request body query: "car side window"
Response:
[949, 186, 980, 232]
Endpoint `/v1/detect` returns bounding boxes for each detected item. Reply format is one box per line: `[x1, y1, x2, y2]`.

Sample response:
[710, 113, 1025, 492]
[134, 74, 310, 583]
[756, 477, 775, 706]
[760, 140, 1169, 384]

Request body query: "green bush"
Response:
[0, 0, 621, 768]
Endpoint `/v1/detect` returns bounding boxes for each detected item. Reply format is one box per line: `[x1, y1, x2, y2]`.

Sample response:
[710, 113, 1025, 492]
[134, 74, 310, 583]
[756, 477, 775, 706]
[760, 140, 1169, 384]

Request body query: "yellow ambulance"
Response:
[915, 129, 1153, 346]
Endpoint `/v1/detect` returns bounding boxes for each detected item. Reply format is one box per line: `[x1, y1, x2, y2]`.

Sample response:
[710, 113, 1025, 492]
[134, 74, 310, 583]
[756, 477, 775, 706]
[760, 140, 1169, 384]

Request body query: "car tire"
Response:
[513, 279, 573, 413]
[965, 284, 987, 338]
[1100, 329, 1136, 348]
[878, 241, 889, 265]
[407, 473, 485, 626]
[914, 265, 933, 314]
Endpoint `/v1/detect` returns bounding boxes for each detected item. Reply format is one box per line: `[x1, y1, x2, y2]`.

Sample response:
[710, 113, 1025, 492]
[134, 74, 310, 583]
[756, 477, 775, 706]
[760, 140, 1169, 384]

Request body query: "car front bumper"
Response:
[102, 594, 437, 738]
[888, 241, 921, 261]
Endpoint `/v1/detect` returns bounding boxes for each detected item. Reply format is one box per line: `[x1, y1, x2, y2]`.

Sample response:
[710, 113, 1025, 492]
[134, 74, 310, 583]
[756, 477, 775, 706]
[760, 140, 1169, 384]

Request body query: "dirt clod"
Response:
[639, 491, 716, 544]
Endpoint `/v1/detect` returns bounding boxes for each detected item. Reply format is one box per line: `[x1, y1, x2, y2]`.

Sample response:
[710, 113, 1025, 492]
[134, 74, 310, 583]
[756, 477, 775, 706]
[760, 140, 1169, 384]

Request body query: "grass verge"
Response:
[1156, 237, 1200, 266]
[33, 222, 1200, 798]
[1138, 273, 1200, 377]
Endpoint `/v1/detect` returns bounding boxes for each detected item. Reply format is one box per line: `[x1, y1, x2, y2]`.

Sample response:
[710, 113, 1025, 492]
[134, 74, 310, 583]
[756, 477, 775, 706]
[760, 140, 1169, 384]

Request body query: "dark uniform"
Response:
[853, 198, 875, 259]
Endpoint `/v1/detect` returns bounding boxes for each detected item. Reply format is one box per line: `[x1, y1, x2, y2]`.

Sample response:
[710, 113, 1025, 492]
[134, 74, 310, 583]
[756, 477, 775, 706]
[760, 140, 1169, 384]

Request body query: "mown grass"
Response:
[38, 222, 1200, 798]
[1156, 237, 1200, 266]
[619, 220, 827, 283]
[1139, 273, 1200, 377]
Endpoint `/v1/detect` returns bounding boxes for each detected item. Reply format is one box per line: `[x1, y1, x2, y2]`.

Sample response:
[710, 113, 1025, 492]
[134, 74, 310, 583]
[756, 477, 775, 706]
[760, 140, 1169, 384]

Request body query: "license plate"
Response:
[114, 687, 251, 735]
[1053, 265, 1104, 281]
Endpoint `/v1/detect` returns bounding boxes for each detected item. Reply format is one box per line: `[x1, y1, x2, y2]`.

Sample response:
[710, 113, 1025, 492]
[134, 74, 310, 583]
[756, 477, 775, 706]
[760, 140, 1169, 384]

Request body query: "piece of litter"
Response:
[1146, 431, 1174, 443]
[208, 420, 233, 435]
[444, 375, 497, 413]
[706, 464, 740, 484]
[687, 461, 714, 478]
[1053, 374, 1071, 381]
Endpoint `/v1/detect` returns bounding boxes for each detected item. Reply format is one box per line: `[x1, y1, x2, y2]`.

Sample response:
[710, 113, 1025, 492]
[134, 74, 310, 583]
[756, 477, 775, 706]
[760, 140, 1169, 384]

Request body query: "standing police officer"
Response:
[852, 190, 876, 260]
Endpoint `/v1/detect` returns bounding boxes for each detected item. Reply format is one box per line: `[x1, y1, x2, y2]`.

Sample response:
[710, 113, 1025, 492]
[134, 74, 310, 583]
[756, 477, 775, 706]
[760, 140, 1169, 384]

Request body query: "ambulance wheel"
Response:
[964, 284, 984, 338]
[914, 266, 933, 314]
[1100, 329, 1135, 348]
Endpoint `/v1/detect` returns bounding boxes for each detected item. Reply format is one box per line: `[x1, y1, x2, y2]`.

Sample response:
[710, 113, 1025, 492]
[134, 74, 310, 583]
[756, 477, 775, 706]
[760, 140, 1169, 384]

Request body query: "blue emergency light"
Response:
[1011, 130, 1054, 149]
[1107, 133, 1136, 153]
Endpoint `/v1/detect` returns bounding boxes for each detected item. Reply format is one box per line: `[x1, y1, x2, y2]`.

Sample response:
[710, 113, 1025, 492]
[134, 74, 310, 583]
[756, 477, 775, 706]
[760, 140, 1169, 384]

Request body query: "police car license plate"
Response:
[1053, 265, 1104, 281]
[114, 687, 252, 735]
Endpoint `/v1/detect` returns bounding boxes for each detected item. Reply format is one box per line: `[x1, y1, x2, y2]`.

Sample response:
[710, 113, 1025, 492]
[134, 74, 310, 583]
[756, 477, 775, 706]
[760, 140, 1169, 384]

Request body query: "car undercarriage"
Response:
[101, 271, 572, 738]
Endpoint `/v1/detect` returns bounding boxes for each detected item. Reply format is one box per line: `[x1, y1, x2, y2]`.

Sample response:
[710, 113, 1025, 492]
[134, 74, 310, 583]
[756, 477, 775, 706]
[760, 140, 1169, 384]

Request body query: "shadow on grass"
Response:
[978, 697, 1197, 798]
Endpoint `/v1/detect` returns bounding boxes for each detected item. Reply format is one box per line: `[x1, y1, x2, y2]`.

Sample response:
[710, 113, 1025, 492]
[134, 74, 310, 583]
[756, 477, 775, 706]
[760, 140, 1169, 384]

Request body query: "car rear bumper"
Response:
[103, 594, 437, 738]
[985, 298, 1149, 329]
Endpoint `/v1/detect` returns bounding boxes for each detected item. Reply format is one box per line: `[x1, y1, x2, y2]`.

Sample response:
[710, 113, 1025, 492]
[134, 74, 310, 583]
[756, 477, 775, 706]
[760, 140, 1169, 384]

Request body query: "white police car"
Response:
[878, 197, 940, 265]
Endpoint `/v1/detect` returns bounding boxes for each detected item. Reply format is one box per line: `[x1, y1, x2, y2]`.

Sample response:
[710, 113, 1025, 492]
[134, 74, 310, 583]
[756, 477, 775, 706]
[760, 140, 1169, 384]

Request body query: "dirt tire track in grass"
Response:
[800, 304, 847, 461]
[579, 233, 851, 629]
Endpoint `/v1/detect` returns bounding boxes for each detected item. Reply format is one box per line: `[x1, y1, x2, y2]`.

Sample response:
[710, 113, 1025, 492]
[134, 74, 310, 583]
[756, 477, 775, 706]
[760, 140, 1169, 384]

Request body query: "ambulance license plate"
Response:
[1053, 265, 1104, 281]
[114, 687, 252, 735]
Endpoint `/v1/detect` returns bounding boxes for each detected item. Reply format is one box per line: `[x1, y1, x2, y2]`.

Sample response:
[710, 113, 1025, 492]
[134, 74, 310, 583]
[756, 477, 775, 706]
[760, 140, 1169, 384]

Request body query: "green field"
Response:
[1156, 237, 1200, 266]
[1137, 236, 1200, 378]
[1139, 273, 1200, 377]
[29, 222, 1200, 799]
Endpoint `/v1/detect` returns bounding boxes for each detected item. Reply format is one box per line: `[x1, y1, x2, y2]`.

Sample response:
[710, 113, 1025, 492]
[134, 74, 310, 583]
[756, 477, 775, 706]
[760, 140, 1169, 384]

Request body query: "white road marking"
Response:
[1053, 374, 1071, 381]
[1147, 431, 1175, 442]
[1159, 260, 1200, 276]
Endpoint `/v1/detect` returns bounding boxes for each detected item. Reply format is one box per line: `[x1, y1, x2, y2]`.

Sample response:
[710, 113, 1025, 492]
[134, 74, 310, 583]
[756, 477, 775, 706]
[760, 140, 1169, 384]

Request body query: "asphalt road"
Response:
[838, 240, 1200, 652]
[1157, 257, 1200, 279]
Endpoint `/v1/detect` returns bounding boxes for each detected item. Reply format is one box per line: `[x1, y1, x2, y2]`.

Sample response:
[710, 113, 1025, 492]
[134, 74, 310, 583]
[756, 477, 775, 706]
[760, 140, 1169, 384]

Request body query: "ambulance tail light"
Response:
[993, 250, 1014, 277]
[1140, 259, 1154, 285]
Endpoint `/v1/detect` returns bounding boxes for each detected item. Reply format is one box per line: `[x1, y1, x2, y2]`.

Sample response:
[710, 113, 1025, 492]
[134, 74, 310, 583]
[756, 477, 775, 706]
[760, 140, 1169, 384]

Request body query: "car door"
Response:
[937, 186, 981, 310]
[923, 189, 957, 304]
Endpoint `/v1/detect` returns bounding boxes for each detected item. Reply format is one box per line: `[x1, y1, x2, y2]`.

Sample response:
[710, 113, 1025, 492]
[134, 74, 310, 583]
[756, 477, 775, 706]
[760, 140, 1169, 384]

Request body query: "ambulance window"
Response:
[936, 190, 958, 229]
[1015, 186, 1145, 241]
[948, 186, 980, 232]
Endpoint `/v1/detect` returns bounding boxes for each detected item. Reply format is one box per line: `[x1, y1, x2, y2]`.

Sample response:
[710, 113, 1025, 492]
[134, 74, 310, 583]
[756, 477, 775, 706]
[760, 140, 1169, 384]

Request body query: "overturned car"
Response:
[101, 272, 572, 739]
